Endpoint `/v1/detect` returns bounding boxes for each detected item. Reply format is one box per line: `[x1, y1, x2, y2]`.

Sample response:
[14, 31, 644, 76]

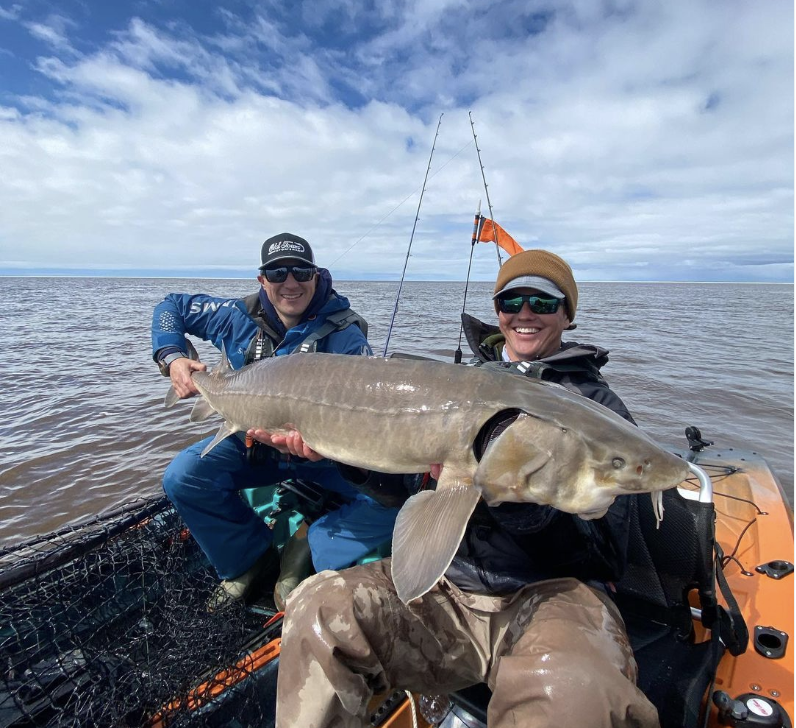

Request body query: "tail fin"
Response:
[189, 345, 233, 419]
[164, 387, 181, 408]
[164, 343, 232, 408]
[163, 339, 201, 408]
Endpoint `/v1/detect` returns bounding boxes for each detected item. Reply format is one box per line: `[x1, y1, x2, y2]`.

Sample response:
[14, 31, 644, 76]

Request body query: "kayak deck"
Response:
[696, 447, 794, 723]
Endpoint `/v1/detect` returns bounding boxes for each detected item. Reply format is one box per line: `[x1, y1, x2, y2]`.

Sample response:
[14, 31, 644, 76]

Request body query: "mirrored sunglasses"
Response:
[261, 265, 317, 283]
[496, 294, 563, 315]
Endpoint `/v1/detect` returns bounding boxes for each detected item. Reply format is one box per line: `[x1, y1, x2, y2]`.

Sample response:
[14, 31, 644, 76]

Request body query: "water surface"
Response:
[0, 277, 791, 547]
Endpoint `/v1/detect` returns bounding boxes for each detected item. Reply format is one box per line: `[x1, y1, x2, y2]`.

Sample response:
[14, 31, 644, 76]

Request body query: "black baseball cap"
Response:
[259, 233, 315, 270]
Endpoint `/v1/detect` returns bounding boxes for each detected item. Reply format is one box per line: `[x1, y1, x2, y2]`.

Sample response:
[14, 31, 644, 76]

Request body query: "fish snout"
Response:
[649, 451, 690, 490]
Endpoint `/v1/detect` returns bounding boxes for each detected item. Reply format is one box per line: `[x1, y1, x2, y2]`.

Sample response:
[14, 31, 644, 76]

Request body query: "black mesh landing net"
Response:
[0, 496, 280, 728]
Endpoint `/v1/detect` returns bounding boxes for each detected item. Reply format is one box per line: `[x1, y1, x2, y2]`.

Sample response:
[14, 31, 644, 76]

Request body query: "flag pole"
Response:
[453, 201, 482, 364]
[382, 112, 444, 357]
[469, 111, 503, 268]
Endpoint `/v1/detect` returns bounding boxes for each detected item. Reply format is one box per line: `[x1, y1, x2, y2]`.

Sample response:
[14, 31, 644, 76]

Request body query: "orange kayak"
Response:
[707, 447, 793, 725]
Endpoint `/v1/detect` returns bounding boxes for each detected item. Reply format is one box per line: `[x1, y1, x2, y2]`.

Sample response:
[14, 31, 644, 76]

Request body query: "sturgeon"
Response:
[166, 352, 689, 603]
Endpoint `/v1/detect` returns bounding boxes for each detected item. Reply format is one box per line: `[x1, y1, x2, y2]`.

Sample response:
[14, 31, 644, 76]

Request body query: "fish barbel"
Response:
[166, 352, 689, 603]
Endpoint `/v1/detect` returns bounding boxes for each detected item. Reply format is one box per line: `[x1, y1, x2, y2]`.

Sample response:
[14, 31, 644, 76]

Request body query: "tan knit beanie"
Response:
[493, 249, 578, 322]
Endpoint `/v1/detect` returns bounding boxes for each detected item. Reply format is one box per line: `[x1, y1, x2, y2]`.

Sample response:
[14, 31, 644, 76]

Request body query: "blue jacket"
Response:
[152, 288, 371, 367]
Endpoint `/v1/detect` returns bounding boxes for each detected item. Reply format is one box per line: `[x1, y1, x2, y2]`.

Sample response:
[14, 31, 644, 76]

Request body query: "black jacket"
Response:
[340, 314, 637, 595]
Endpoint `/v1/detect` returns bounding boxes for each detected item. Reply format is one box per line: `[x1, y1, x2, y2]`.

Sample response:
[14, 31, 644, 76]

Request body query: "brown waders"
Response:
[275, 558, 659, 728]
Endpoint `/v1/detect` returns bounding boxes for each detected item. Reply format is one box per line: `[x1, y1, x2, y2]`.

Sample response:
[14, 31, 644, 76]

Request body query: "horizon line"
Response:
[0, 274, 792, 285]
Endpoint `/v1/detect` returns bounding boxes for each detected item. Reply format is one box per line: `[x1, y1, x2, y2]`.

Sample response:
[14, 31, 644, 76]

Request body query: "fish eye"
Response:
[612, 457, 626, 469]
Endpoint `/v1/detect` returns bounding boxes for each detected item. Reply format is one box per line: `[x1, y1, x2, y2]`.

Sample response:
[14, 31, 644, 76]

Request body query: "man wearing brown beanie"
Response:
[275, 250, 659, 728]
[459, 248, 634, 419]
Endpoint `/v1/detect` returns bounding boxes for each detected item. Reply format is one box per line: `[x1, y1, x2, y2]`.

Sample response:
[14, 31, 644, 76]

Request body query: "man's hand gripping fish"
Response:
[166, 352, 689, 604]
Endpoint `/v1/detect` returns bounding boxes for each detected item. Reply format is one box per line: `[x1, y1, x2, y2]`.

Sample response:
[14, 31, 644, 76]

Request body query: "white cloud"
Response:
[0, 0, 791, 281]
[23, 13, 78, 54]
[0, 3, 21, 21]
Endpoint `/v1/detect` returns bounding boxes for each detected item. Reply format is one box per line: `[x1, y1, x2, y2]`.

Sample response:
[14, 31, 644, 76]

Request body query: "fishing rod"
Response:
[453, 202, 482, 364]
[469, 111, 503, 268]
[451, 113, 501, 364]
[382, 112, 444, 357]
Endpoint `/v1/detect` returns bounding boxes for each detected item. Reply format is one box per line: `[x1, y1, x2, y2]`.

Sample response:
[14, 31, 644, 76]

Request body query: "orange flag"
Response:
[476, 217, 524, 256]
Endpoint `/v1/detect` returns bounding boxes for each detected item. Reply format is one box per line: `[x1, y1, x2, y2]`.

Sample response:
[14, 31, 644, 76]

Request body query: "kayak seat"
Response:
[447, 489, 726, 728]
[612, 487, 722, 728]
[244, 478, 391, 569]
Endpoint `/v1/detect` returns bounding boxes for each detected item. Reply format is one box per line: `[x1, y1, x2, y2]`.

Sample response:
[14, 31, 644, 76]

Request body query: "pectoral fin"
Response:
[391, 476, 481, 604]
[200, 421, 239, 457]
[474, 415, 552, 505]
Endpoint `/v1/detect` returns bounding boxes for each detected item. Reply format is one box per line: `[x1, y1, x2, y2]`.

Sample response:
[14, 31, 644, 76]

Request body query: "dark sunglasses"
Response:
[496, 294, 563, 315]
[261, 265, 317, 283]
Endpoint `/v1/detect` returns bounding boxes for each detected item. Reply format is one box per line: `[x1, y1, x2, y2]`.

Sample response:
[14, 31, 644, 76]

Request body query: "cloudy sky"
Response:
[0, 0, 792, 282]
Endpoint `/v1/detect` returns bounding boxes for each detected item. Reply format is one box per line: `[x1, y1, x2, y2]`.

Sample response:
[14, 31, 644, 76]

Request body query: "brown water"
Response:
[0, 277, 792, 548]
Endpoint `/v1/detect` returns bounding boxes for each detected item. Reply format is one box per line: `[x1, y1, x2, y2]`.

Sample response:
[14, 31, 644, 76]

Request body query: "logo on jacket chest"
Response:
[188, 300, 237, 315]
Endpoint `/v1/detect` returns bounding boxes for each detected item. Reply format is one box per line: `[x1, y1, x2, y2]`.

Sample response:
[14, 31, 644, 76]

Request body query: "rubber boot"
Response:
[207, 547, 279, 612]
[274, 522, 313, 611]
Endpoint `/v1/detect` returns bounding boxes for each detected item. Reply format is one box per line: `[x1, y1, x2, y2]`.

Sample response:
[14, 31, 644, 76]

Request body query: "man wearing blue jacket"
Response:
[152, 232, 397, 609]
